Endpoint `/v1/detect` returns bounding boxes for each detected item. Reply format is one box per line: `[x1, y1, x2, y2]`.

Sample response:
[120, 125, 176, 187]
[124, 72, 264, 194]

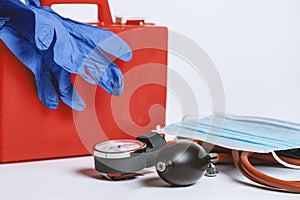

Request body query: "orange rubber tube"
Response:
[231, 150, 274, 187]
[232, 150, 300, 193]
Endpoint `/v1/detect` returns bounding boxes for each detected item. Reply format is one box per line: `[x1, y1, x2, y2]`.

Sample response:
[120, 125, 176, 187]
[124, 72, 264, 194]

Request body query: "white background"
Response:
[2, 1, 300, 199]
[51, 0, 300, 125]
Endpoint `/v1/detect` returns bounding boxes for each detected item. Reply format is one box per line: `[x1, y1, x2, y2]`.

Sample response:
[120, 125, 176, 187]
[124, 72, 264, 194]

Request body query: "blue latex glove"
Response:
[0, 21, 85, 110]
[1, 0, 132, 96]
[25, 0, 132, 95]
[0, 0, 133, 110]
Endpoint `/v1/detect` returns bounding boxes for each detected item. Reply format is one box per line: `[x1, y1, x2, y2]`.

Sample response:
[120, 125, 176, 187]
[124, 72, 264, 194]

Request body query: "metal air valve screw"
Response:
[156, 161, 167, 172]
[205, 163, 219, 177]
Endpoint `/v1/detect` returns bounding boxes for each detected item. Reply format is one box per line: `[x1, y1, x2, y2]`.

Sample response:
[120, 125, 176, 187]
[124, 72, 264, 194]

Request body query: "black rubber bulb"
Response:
[155, 140, 210, 186]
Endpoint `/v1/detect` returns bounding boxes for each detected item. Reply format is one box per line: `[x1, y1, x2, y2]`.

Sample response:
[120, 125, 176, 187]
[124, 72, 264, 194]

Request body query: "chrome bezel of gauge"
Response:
[93, 139, 147, 159]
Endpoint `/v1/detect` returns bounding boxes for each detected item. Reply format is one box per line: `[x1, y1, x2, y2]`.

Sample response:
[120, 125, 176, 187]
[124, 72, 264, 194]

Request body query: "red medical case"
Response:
[0, 0, 167, 163]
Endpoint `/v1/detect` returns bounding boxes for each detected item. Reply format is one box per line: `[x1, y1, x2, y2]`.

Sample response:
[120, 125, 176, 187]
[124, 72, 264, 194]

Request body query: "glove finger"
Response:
[55, 17, 132, 62]
[70, 86, 86, 111]
[36, 70, 59, 110]
[51, 65, 86, 111]
[35, 23, 55, 51]
[98, 32, 132, 62]
[33, 8, 56, 51]
[80, 47, 114, 85]
[82, 49, 123, 95]
[98, 62, 124, 96]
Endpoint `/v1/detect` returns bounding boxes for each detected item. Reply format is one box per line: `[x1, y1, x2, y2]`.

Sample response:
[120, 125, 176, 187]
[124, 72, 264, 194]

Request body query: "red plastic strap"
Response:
[40, 0, 113, 24]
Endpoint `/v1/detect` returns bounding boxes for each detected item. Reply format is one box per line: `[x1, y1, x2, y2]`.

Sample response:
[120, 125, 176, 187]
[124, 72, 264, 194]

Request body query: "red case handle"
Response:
[40, 0, 113, 24]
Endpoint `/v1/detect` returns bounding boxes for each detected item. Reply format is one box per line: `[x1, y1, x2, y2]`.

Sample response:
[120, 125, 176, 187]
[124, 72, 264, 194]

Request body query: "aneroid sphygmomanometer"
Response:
[93, 132, 213, 186]
[93, 114, 300, 192]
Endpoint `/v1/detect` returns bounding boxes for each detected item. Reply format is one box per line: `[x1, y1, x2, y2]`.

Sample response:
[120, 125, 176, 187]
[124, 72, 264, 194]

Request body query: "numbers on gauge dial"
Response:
[95, 140, 145, 153]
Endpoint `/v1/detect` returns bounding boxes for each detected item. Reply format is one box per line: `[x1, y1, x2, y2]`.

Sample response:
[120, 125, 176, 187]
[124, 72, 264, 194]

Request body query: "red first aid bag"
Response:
[0, 0, 167, 163]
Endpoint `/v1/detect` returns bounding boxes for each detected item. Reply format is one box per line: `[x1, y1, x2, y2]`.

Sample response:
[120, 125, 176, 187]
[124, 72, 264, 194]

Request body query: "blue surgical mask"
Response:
[161, 114, 300, 153]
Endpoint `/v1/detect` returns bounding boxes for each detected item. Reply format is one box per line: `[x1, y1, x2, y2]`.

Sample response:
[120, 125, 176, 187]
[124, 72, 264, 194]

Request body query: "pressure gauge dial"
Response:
[93, 133, 166, 180]
[94, 140, 147, 159]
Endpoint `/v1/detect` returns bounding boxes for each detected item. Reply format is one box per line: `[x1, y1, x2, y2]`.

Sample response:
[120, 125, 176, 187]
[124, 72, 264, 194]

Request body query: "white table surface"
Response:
[0, 156, 299, 200]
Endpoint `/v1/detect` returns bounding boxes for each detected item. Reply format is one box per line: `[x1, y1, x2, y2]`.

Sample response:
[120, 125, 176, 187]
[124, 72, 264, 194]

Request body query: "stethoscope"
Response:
[93, 132, 300, 192]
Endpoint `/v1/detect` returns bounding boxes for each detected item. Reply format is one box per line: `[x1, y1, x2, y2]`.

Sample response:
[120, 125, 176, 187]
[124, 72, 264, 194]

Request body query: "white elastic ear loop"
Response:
[271, 151, 300, 169]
